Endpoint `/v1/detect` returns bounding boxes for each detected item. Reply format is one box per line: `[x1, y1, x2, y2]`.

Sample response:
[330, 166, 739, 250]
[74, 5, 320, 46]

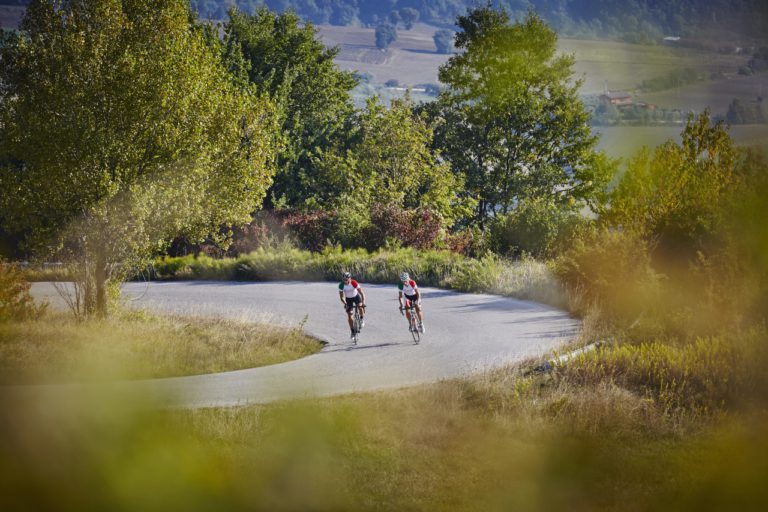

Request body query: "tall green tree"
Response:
[0, 0, 278, 316]
[223, 7, 358, 207]
[432, 6, 614, 227]
[311, 96, 471, 227]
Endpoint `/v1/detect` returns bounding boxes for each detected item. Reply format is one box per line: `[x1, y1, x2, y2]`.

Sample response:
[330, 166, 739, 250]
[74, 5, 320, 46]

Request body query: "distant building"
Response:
[600, 91, 633, 106]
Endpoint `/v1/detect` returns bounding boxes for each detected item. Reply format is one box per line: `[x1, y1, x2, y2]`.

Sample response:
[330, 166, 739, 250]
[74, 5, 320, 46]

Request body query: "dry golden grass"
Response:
[0, 310, 322, 383]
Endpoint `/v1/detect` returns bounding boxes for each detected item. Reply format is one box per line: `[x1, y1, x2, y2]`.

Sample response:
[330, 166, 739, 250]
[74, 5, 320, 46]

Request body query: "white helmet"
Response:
[399, 271, 409, 281]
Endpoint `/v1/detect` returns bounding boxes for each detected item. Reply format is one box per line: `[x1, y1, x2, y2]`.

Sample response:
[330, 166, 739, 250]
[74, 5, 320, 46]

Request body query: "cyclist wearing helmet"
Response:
[398, 271, 424, 333]
[339, 271, 366, 340]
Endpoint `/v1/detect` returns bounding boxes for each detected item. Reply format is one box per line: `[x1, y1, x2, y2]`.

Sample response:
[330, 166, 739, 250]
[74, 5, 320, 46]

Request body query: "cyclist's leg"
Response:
[345, 299, 355, 331]
[404, 298, 412, 323]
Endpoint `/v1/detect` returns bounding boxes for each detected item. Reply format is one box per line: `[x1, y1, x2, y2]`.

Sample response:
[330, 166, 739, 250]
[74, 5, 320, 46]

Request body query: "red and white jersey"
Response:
[339, 280, 361, 298]
[398, 279, 418, 296]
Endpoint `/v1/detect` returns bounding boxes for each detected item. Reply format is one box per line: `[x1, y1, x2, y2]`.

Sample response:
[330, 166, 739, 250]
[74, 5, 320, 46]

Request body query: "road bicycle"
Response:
[400, 302, 421, 344]
[351, 303, 366, 344]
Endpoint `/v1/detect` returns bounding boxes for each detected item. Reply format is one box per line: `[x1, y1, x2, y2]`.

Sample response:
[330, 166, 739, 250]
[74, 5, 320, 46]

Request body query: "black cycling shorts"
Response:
[404, 294, 419, 307]
[345, 295, 362, 313]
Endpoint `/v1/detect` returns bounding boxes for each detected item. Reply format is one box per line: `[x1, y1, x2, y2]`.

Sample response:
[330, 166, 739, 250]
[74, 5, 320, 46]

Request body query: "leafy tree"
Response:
[311, 97, 471, 228]
[388, 9, 401, 26]
[0, 0, 278, 316]
[432, 6, 614, 227]
[224, 7, 358, 207]
[375, 23, 397, 50]
[400, 7, 419, 29]
[606, 111, 741, 262]
[433, 28, 454, 54]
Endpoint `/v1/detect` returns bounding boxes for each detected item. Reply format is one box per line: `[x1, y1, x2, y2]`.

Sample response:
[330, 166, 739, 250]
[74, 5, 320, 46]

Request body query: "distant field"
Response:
[318, 23, 752, 95]
[594, 124, 768, 159]
[638, 72, 768, 113]
[316, 23, 448, 86]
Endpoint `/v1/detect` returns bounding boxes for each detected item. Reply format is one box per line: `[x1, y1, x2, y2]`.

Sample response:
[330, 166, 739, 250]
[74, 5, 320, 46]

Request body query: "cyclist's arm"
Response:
[398, 291, 404, 308]
[339, 290, 346, 305]
[358, 287, 365, 304]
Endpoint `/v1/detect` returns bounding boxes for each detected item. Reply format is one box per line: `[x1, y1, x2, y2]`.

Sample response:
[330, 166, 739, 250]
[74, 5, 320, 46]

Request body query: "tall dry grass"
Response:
[0, 310, 321, 383]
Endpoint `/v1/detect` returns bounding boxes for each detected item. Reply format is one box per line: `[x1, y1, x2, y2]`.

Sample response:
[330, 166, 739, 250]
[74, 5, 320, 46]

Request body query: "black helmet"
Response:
[342, 272, 352, 279]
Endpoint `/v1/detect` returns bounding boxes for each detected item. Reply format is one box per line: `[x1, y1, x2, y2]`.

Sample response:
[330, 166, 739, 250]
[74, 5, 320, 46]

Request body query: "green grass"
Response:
[0, 310, 322, 383]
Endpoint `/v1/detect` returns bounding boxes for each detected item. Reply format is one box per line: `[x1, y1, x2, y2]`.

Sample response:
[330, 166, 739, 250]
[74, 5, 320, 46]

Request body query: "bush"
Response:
[555, 230, 661, 322]
[363, 204, 442, 251]
[0, 260, 46, 321]
[282, 209, 338, 252]
[490, 199, 587, 258]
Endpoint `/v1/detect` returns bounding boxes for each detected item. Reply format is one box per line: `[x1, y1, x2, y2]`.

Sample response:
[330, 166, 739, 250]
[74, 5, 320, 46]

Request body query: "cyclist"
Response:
[398, 271, 424, 333]
[339, 271, 366, 340]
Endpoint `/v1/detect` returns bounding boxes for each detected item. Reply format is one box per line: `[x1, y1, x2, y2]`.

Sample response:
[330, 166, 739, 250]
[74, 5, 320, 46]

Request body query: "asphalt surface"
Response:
[21, 281, 580, 408]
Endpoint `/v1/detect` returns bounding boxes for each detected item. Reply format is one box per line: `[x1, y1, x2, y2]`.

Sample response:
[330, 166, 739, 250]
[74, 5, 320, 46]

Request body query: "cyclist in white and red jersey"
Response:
[398, 271, 424, 333]
[339, 271, 366, 340]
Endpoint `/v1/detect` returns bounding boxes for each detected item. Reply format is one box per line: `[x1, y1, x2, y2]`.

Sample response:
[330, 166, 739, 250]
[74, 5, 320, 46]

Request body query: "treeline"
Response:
[180, 0, 768, 42]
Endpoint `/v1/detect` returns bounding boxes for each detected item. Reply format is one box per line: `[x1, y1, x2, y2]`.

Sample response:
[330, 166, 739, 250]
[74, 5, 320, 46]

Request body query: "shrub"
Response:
[555, 230, 661, 322]
[282, 209, 338, 252]
[490, 199, 573, 258]
[364, 204, 442, 251]
[0, 260, 46, 321]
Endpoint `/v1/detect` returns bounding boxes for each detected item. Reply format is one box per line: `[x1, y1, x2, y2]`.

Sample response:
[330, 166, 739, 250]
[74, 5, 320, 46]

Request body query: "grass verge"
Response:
[2, 338, 766, 511]
[0, 310, 322, 383]
[144, 247, 568, 310]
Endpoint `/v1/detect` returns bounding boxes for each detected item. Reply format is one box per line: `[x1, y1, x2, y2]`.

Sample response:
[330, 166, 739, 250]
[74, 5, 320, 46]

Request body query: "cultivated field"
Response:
[595, 124, 768, 159]
[318, 23, 751, 92]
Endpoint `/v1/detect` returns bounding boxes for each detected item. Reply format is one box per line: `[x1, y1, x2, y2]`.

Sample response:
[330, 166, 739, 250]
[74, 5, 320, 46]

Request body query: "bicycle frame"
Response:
[403, 302, 420, 344]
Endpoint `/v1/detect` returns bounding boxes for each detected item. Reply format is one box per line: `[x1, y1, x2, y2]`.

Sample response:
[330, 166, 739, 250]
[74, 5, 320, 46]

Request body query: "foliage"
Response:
[374, 22, 396, 50]
[725, 97, 767, 124]
[399, 7, 419, 30]
[431, 7, 615, 227]
[150, 246, 566, 307]
[605, 111, 740, 262]
[364, 204, 443, 251]
[0, 0, 278, 316]
[223, 7, 357, 207]
[0, 259, 45, 322]
[555, 229, 661, 323]
[490, 197, 590, 258]
[433, 28, 454, 54]
[311, 96, 471, 227]
[186, 1, 768, 44]
[562, 113, 768, 333]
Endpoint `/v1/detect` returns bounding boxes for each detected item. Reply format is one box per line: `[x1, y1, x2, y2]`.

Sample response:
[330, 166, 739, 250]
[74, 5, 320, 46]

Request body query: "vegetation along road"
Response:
[25, 281, 580, 408]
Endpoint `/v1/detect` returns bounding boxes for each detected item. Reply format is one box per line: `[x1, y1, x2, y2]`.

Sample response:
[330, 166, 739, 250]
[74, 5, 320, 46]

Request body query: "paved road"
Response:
[22, 281, 580, 408]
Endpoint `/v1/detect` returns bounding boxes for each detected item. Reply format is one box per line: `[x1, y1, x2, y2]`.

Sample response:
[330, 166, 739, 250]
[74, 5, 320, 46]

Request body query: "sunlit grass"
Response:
[3, 358, 767, 511]
[0, 310, 322, 383]
[148, 247, 568, 309]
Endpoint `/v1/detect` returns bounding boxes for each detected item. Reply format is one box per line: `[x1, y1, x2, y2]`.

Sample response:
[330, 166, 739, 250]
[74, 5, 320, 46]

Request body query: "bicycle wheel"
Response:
[353, 306, 362, 343]
[410, 311, 420, 344]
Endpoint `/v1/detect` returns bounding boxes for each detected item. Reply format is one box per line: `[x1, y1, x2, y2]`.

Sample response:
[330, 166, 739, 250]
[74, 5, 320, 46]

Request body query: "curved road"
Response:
[24, 281, 580, 408]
